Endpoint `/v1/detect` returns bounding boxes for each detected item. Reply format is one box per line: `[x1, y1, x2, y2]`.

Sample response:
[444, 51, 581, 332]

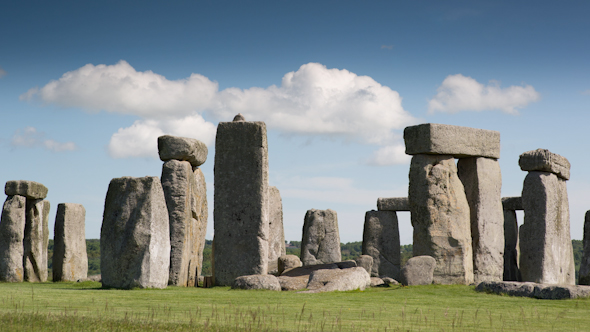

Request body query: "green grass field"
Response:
[0, 282, 588, 331]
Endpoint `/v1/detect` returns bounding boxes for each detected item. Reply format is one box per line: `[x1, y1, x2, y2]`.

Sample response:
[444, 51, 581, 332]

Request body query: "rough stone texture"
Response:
[100, 176, 171, 289]
[268, 186, 285, 274]
[519, 149, 570, 180]
[280, 262, 339, 277]
[337, 260, 357, 269]
[5, 181, 48, 199]
[231, 274, 281, 291]
[300, 267, 371, 293]
[213, 120, 269, 286]
[400, 256, 436, 286]
[502, 197, 523, 211]
[53, 203, 88, 282]
[277, 275, 309, 291]
[0, 195, 26, 282]
[404, 123, 500, 159]
[377, 197, 409, 211]
[362, 211, 400, 279]
[476, 281, 590, 300]
[300, 209, 341, 266]
[278, 255, 302, 275]
[457, 157, 504, 283]
[23, 199, 50, 282]
[579, 211, 590, 285]
[370, 277, 385, 287]
[161, 160, 208, 287]
[503, 209, 521, 281]
[409, 154, 474, 284]
[519, 171, 575, 285]
[382, 277, 399, 285]
[158, 135, 208, 167]
[355, 255, 374, 274]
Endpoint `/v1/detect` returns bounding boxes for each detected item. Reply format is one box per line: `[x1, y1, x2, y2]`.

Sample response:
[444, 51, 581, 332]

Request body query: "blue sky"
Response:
[1, 1, 588, 244]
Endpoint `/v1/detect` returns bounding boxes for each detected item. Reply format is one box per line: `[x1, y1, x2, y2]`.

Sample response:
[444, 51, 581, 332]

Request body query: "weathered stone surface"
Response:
[301, 209, 341, 266]
[400, 256, 436, 286]
[409, 154, 474, 284]
[23, 199, 50, 282]
[579, 211, 590, 285]
[0, 195, 26, 282]
[278, 255, 302, 275]
[362, 211, 400, 279]
[377, 197, 409, 211]
[519, 171, 575, 285]
[213, 120, 269, 286]
[502, 197, 523, 211]
[503, 209, 521, 281]
[53, 203, 88, 282]
[458, 157, 504, 283]
[158, 135, 208, 167]
[161, 160, 208, 287]
[476, 281, 590, 300]
[355, 255, 374, 274]
[519, 149, 570, 180]
[404, 123, 500, 159]
[277, 275, 309, 291]
[370, 277, 385, 287]
[268, 186, 285, 274]
[280, 263, 339, 277]
[337, 260, 357, 269]
[382, 277, 399, 285]
[5, 181, 48, 199]
[231, 274, 281, 291]
[300, 267, 371, 293]
[100, 176, 171, 289]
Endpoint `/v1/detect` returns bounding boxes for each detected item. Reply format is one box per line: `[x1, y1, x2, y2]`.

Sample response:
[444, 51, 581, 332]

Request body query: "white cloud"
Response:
[428, 74, 540, 114]
[367, 144, 411, 166]
[11, 127, 77, 152]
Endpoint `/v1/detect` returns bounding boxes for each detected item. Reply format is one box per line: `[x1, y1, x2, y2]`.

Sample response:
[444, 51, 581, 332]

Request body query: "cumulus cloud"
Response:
[428, 74, 540, 114]
[367, 144, 411, 166]
[11, 127, 77, 152]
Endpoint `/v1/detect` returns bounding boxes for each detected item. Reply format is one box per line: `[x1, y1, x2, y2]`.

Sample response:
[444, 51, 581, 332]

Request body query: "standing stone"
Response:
[213, 117, 269, 286]
[193, 167, 208, 280]
[362, 210, 400, 279]
[355, 255, 374, 275]
[0, 195, 26, 282]
[579, 211, 590, 285]
[23, 199, 50, 282]
[400, 256, 437, 286]
[268, 186, 286, 274]
[457, 157, 504, 283]
[519, 171, 575, 285]
[409, 154, 474, 284]
[300, 209, 341, 266]
[53, 203, 88, 282]
[100, 176, 170, 289]
[503, 209, 521, 281]
[278, 255, 302, 275]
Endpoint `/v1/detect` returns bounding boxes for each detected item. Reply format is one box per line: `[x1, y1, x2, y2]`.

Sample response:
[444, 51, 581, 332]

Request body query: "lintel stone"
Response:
[158, 135, 208, 167]
[519, 149, 570, 180]
[5, 181, 48, 199]
[377, 197, 409, 211]
[502, 197, 523, 211]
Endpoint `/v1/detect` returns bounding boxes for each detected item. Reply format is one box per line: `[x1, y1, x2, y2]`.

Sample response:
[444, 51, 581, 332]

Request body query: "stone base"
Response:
[476, 281, 590, 300]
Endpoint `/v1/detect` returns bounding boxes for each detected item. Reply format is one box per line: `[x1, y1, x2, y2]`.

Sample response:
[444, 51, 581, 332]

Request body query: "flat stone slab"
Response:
[158, 135, 208, 167]
[299, 267, 371, 293]
[5, 181, 48, 199]
[519, 149, 570, 180]
[232, 275, 281, 291]
[476, 281, 590, 299]
[502, 196, 523, 211]
[377, 197, 409, 211]
[404, 123, 500, 158]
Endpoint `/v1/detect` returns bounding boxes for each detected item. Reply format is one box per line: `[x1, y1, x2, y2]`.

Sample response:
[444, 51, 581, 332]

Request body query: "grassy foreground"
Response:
[0, 282, 589, 331]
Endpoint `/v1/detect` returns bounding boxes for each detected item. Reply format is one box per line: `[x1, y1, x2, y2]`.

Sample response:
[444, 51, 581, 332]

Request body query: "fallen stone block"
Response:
[300, 267, 371, 293]
[0, 195, 26, 282]
[5, 181, 48, 200]
[362, 210, 400, 279]
[158, 135, 208, 167]
[278, 255, 302, 275]
[519, 149, 570, 180]
[502, 196, 523, 211]
[376, 197, 409, 211]
[277, 275, 308, 291]
[400, 256, 436, 286]
[370, 277, 385, 287]
[232, 275, 281, 291]
[476, 281, 590, 300]
[382, 277, 399, 286]
[23, 199, 50, 282]
[53, 203, 88, 282]
[301, 209, 341, 266]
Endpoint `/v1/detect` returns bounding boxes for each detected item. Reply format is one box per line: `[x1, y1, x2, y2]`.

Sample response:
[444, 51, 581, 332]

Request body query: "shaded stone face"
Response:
[362, 210, 400, 279]
[0, 195, 26, 282]
[355, 255, 374, 275]
[268, 186, 286, 274]
[193, 167, 208, 281]
[409, 154, 474, 285]
[158, 135, 208, 167]
[579, 211, 590, 285]
[53, 203, 88, 282]
[300, 209, 341, 266]
[23, 199, 50, 282]
[502, 196, 523, 211]
[519, 171, 575, 285]
[376, 197, 409, 211]
[519, 149, 570, 180]
[503, 209, 521, 282]
[5, 181, 48, 200]
[100, 176, 170, 289]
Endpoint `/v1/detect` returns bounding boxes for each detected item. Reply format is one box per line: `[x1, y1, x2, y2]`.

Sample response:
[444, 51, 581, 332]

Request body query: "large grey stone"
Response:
[268, 186, 285, 274]
[231, 274, 281, 291]
[400, 256, 436, 286]
[5, 181, 48, 200]
[300, 267, 371, 293]
[476, 281, 590, 300]
[503, 209, 521, 281]
[53, 203, 88, 282]
[0, 195, 26, 282]
[404, 123, 500, 159]
[300, 209, 341, 266]
[519, 149, 570, 180]
[409, 154, 474, 284]
[355, 255, 373, 274]
[457, 157, 504, 283]
[158, 135, 208, 167]
[23, 199, 50, 282]
[213, 119, 269, 286]
[161, 160, 208, 287]
[362, 210, 400, 279]
[502, 197, 523, 211]
[278, 255, 302, 275]
[100, 176, 171, 289]
[377, 197, 409, 211]
[277, 275, 308, 291]
[519, 171, 575, 285]
[579, 211, 590, 285]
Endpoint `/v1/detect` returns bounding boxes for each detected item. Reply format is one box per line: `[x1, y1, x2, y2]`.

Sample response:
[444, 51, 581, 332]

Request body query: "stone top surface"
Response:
[5, 180, 48, 199]
[404, 123, 500, 158]
[233, 113, 245, 121]
[519, 149, 570, 180]
[157, 135, 208, 167]
[377, 197, 409, 211]
[502, 197, 523, 211]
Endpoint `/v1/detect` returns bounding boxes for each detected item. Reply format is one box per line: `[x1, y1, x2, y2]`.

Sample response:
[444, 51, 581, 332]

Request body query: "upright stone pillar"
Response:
[0, 195, 26, 282]
[24, 199, 50, 282]
[362, 210, 400, 279]
[268, 186, 286, 274]
[502, 196, 522, 281]
[579, 211, 590, 285]
[519, 149, 575, 285]
[213, 114, 269, 286]
[301, 209, 341, 266]
[53, 203, 88, 282]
